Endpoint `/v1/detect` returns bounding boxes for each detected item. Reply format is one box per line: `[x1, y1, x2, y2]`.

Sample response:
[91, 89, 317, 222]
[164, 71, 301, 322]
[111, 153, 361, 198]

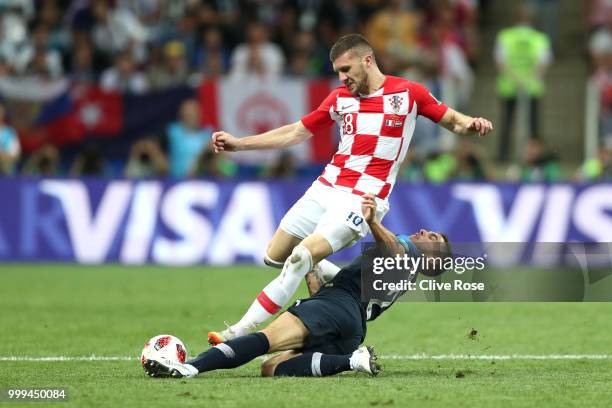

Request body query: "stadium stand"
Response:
[0, 0, 607, 180]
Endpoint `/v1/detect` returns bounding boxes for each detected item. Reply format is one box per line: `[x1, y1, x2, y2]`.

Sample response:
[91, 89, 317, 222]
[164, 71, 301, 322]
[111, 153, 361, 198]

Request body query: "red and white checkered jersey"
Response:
[301, 75, 448, 199]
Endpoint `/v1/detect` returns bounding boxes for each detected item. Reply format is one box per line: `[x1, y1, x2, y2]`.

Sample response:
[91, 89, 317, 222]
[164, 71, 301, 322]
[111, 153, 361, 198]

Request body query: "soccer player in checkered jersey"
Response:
[210, 33, 492, 344]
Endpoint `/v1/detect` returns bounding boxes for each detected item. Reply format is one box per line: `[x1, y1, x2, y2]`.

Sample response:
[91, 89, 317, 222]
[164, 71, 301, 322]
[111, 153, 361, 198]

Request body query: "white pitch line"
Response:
[382, 354, 612, 360]
[0, 354, 611, 362]
[0, 356, 135, 362]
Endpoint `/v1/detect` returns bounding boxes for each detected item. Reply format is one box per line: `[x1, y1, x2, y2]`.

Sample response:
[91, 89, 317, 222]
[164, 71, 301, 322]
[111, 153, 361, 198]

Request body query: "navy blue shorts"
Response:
[287, 285, 365, 355]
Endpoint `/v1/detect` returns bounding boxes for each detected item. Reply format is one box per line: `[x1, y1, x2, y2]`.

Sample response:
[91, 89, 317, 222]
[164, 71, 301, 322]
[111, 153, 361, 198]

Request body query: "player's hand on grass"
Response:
[212, 131, 239, 153]
[467, 117, 493, 137]
[361, 193, 377, 224]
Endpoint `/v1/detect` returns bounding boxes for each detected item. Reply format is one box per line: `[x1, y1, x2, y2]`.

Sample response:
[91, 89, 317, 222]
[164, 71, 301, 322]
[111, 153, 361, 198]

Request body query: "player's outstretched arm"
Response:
[212, 121, 313, 153]
[362, 194, 406, 258]
[438, 107, 493, 137]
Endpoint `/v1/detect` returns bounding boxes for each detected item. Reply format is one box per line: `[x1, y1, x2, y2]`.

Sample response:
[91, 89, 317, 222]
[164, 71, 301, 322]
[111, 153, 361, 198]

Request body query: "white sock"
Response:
[317, 259, 341, 283]
[229, 246, 313, 336]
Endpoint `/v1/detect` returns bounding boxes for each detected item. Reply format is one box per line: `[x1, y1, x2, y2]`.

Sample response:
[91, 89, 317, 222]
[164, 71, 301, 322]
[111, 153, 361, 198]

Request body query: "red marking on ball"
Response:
[176, 344, 186, 363]
[155, 336, 171, 350]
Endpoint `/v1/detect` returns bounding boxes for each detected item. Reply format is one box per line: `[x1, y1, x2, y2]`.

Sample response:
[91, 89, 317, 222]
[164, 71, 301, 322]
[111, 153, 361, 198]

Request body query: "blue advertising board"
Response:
[0, 179, 610, 264]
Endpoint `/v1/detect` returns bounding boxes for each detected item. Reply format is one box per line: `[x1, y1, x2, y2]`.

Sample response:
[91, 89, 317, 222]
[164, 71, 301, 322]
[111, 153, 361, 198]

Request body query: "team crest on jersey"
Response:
[389, 95, 403, 114]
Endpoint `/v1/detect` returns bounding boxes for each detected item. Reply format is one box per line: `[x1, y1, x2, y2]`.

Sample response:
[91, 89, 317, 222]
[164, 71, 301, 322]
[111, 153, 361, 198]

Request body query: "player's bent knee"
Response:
[267, 228, 303, 262]
[261, 313, 308, 352]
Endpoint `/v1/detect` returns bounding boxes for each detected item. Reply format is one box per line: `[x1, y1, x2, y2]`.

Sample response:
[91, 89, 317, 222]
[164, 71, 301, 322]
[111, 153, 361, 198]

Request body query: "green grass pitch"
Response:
[1, 264, 612, 407]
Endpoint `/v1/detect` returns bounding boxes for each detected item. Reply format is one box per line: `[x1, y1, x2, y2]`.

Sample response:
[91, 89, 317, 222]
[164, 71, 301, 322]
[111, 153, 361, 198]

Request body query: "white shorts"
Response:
[279, 181, 390, 252]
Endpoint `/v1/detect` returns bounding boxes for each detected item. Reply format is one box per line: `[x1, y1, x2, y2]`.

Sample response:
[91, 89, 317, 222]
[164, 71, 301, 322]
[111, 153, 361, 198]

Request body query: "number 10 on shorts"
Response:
[346, 211, 364, 227]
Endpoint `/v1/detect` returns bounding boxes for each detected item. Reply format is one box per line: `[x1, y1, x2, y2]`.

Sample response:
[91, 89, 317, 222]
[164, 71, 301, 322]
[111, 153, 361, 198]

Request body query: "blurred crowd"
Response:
[586, 0, 612, 181]
[0, 0, 478, 87]
[0, 0, 610, 182]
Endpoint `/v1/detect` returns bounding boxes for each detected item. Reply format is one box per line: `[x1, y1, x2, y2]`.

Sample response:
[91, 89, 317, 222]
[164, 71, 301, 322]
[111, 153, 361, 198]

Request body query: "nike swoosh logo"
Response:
[341, 105, 353, 110]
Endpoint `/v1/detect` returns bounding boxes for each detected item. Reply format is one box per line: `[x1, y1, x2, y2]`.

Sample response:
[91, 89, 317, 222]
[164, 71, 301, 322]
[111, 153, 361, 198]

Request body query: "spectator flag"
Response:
[199, 78, 337, 163]
[0, 78, 122, 152]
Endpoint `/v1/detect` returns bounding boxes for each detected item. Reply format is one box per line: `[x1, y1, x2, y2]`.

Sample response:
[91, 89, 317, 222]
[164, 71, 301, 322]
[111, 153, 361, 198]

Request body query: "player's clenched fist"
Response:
[466, 117, 493, 137]
[361, 193, 377, 224]
[212, 131, 239, 153]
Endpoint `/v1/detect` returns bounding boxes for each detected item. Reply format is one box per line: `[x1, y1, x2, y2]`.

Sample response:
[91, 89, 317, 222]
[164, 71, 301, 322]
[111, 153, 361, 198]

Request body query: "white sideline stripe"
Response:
[382, 354, 612, 360]
[1, 354, 611, 362]
[0, 356, 135, 362]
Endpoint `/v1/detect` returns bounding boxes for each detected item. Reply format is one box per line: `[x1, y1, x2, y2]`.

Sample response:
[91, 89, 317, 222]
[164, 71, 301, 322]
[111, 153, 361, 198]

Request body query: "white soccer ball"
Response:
[141, 334, 187, 368]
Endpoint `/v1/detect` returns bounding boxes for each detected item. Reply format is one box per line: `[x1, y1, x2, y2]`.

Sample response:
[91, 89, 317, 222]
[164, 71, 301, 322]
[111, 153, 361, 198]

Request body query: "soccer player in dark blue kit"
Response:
[143, 194, 450, 378]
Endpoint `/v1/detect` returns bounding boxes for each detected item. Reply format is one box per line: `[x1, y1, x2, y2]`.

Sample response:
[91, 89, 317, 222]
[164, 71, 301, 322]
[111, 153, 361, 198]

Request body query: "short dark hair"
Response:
[329, 33, 374, 62]
[439, 233, 452, 259]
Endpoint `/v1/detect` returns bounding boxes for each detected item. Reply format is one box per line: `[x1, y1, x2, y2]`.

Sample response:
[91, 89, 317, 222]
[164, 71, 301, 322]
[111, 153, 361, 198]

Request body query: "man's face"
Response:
[333, 51, 369, 96]
[409, 229, 446, 257]
[180, 101, 200, 129]
[117, 55, 134, 74]
[247, 24, 266, 45]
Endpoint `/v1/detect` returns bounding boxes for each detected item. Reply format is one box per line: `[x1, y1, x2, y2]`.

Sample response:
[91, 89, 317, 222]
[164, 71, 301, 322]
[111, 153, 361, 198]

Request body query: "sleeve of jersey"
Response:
[410, 82, 448, 123]
[300, 90, 337, 132]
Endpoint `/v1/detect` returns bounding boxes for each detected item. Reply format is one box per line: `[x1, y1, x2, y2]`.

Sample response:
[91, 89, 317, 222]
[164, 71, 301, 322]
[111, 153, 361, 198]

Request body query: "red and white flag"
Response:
[199, 77, 337, 164]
